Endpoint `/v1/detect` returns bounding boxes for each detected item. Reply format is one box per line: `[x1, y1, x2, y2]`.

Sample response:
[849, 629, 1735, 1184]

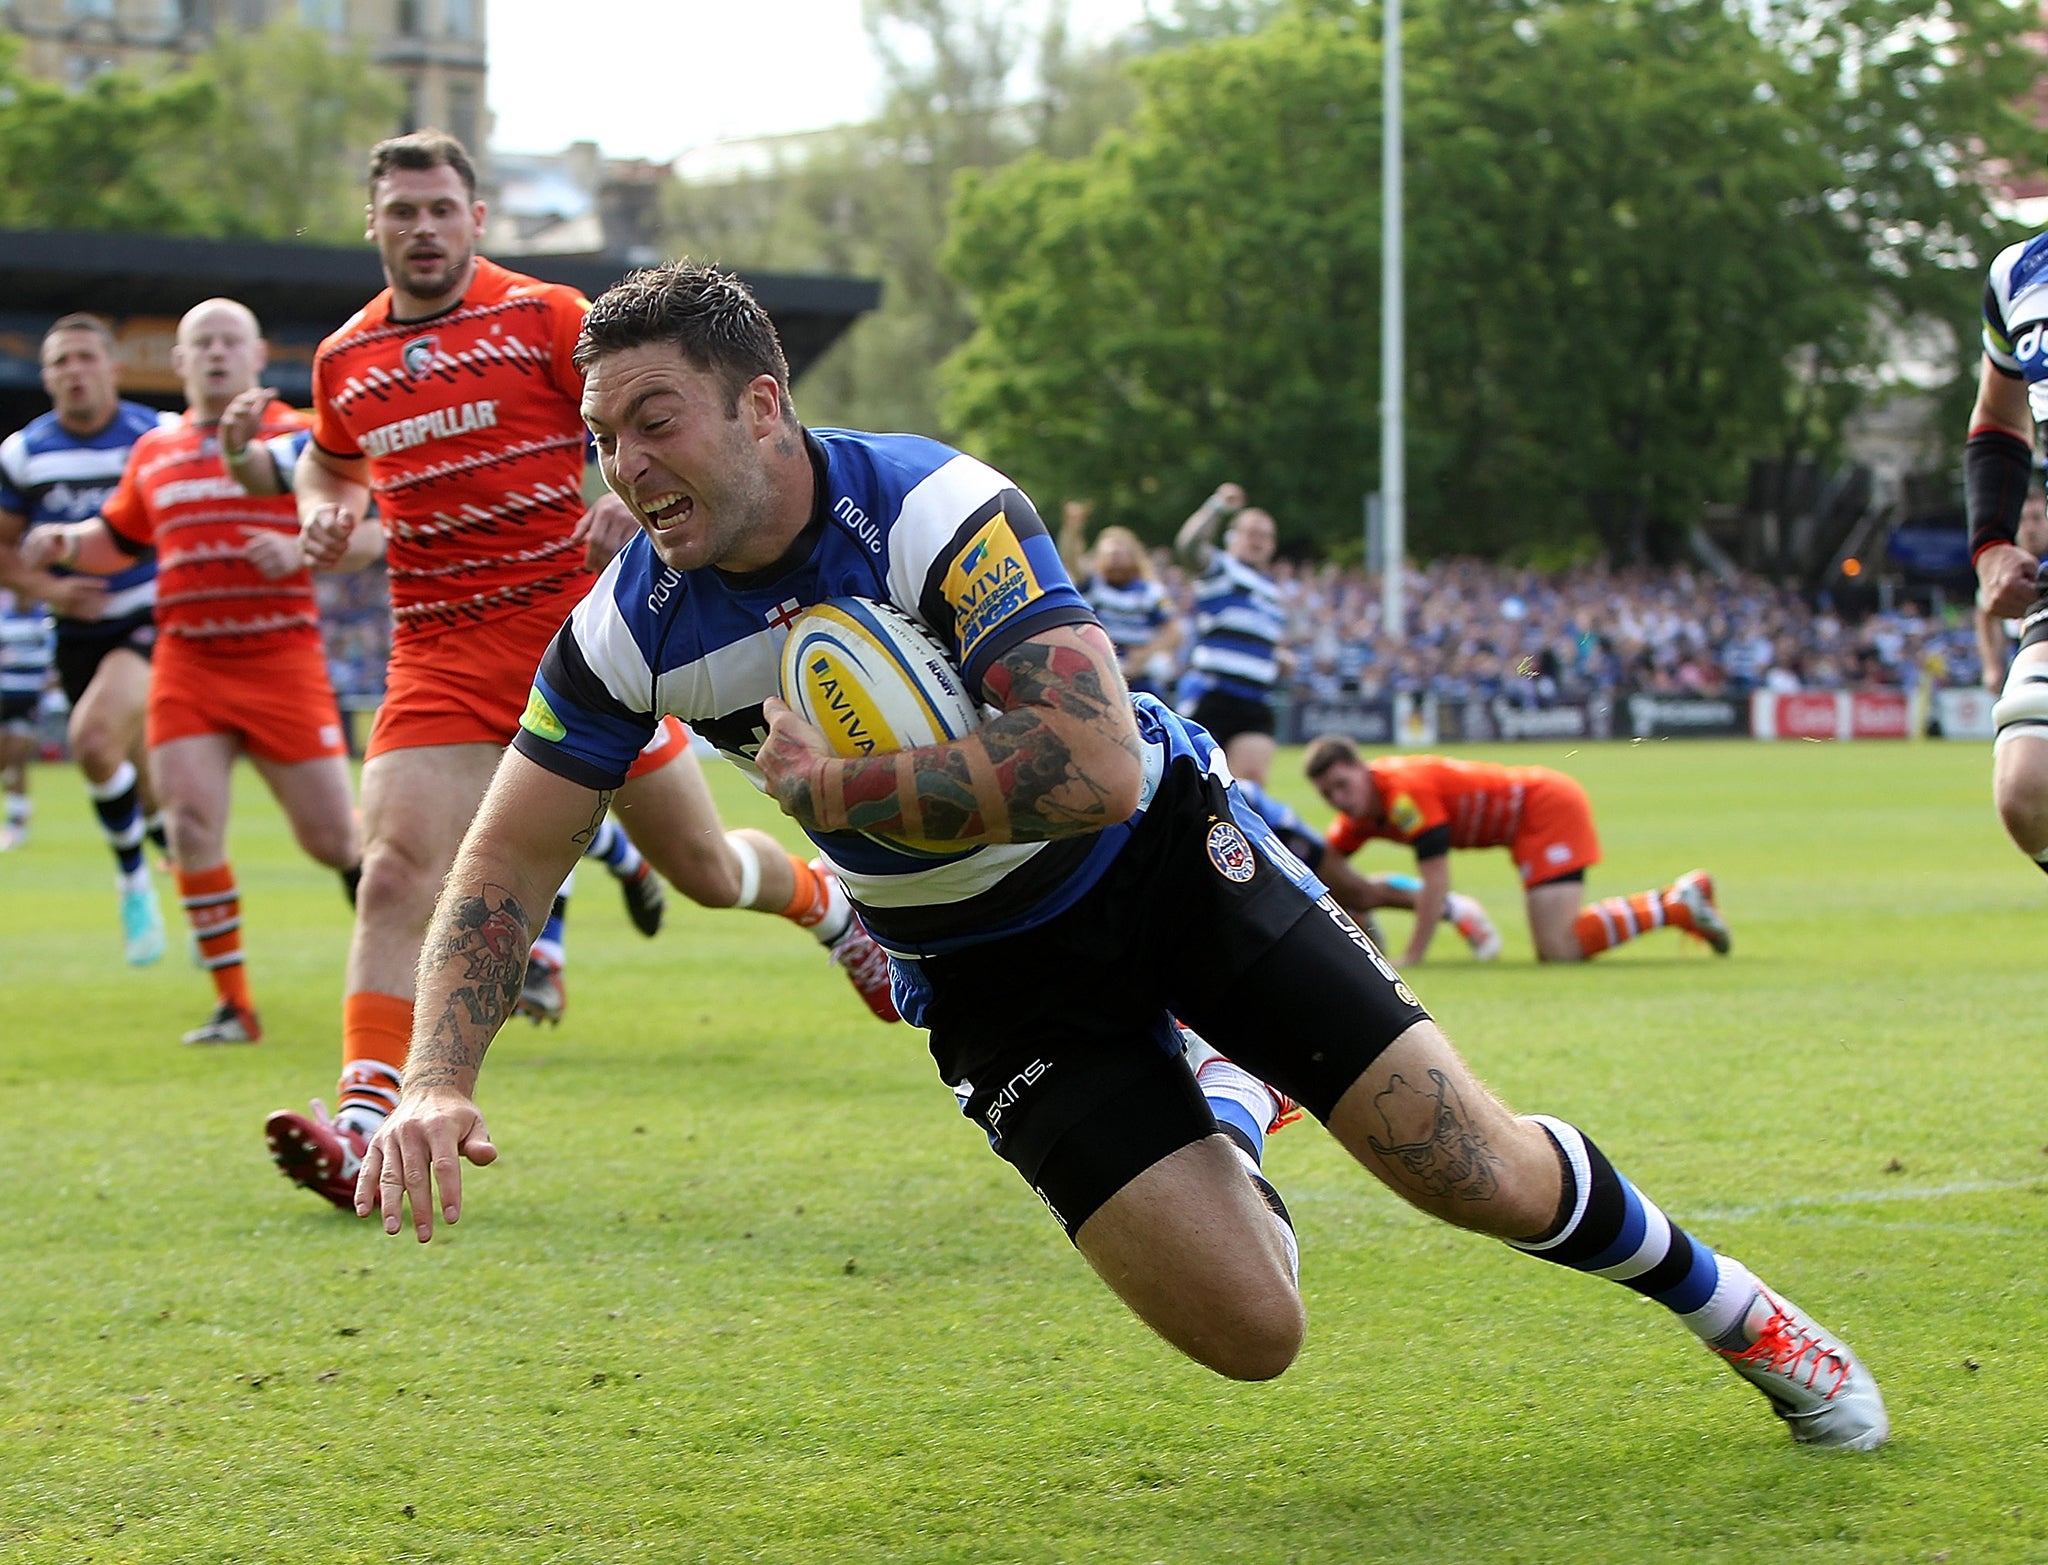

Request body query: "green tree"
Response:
[662, 0, 1169, 432]
[0, 25, 399, 243]
[0, 34, 222, 233]
[941, 0, 2046, 560]
[175, 23, 404, 245]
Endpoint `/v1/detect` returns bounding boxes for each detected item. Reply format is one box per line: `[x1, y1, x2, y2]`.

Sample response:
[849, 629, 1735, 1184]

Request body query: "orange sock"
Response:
[1573, 890, 1675, 958]
[777, 851, 854, 944]
[778, 852, 830, 926]
[339, 991, 413, 1124]
[178, 862, 253, 1014]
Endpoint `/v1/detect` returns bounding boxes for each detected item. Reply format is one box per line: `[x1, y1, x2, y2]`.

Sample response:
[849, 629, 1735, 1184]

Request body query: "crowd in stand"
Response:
[1160, 554, 1989, 709]
[315, 552, 1992, 716]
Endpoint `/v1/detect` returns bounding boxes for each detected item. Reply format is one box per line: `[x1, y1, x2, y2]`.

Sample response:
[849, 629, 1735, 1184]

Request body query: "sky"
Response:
[487, 0, 1149, 162]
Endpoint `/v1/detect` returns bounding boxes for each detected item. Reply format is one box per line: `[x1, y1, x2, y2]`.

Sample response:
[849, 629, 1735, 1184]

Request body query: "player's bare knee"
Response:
[1992, 746, 2048, 855]
[668, 845, 743, 907]
[68, 718, 122, 779]
[1201, 1300, 1305, 1382]
[354, 841, 437, 919]
[297, 820, 361, 871]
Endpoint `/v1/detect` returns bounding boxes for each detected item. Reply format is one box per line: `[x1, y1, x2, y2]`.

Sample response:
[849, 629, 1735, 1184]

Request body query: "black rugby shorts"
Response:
[916, 757, 1430, 1236]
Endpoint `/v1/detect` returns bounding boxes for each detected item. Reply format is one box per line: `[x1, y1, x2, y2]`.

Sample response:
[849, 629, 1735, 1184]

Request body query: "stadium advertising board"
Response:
[1289, 697, 1397, 746]
[1750, 688, 1914, 740]
[1437, 697, 1612, 743]
[1931, 686, 1996, 741]
[1625, 694, 1746, 738]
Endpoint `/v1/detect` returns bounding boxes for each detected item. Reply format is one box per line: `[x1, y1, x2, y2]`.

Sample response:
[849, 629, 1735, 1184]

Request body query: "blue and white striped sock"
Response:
[584, 816, 644, 877]
[1181, 1031, 1279, 1162]
[532, 870, 574, 969]
[1509, 1115, 1755, 1344]
[87, 760, 147, 879]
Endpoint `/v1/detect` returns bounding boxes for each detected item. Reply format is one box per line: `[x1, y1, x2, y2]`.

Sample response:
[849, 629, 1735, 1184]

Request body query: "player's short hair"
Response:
[575, 261, 793, 417]
[43, 313, 115, 352]
[1303, 734, 1361, 779]
[367, 129, 477, 200]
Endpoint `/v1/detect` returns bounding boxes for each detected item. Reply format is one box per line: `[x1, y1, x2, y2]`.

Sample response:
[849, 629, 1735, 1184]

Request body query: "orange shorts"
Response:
[629, 714, 691, 777]
[367, 597, 692, 776]
[368, 600, 571, 759]
[147, 633, 346, 765]
[1511, 776, 1601, 886]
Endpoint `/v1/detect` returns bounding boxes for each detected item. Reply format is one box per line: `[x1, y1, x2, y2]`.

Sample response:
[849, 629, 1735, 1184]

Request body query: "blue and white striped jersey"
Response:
[259, 426, 313, 491]
[1077, 572, 1173, 658]
[0, 402, 176, 633]
[1983, 232, 2048, 424]
[515, 428, 1225, 956]
[1180, 551, 1286, 704]
[0, 589, 54, 697]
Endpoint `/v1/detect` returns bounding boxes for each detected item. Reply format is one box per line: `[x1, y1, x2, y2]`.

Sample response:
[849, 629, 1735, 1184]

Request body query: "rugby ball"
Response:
[778, 596, 981, 757]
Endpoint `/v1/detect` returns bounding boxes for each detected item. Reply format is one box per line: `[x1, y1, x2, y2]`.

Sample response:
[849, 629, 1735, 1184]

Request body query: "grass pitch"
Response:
[1, 737, 2044, 1562]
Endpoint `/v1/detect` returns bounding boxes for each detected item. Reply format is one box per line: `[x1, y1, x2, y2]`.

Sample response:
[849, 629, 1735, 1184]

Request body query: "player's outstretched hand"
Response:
[1977, 542, 2040, 620]
[218, 386, 276, 461]
[756, 694, 834, 833]
[239, 526, 302, 580]
[572, 493, 639, 571]
[1214, 482, 1247, 513]
[18, 525, 68, 572]
[357, 1087, 499, 1243]
[300, 504, 357, 571]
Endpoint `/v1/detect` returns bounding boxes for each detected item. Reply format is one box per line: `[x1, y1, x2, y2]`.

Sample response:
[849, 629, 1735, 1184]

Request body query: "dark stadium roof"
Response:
[0, 227, 880, 420]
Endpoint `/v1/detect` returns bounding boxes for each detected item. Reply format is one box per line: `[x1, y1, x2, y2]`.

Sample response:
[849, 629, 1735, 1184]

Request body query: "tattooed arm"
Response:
[355, 749, 605, 1242]
[757, 621, 1144, 846]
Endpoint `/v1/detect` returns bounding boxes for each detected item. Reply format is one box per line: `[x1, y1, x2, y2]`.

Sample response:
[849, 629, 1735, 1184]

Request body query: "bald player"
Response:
[22, 299, 360, 1044]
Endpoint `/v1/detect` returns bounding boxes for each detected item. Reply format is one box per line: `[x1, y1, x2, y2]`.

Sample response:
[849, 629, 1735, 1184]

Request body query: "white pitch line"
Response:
[1688, 1176, 2048, 1223]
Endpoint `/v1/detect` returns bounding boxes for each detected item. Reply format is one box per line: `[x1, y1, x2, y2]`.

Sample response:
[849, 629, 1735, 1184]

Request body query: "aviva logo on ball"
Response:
[803, 645, 896, 754]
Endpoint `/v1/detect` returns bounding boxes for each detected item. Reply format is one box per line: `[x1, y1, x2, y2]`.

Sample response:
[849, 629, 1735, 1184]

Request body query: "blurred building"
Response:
[486, 143, 667, 264]
[0, 0, 486, 151]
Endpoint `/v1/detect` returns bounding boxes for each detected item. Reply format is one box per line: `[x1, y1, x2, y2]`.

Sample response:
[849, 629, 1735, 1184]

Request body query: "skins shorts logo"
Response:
[401, 334, 440, 377]
[1206, 820, 1257, 883]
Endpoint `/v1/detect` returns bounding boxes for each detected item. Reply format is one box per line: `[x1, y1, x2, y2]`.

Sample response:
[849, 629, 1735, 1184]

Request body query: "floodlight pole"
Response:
[1380, 0, 1406, 641]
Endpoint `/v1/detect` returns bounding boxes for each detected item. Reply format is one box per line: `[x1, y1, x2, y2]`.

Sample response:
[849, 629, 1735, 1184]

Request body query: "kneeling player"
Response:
[1304, 738, 1728, 967]
[1233, 776, 1500, 960]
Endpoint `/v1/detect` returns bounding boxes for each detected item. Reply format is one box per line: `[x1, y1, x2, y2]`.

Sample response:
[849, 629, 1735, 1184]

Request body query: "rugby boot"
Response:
[614, 860, 665, 938]
[1446, 892, 1504, 961]
[120, 879, 165, 967]
[515, 953, 567, 1025]
[828, 917, 900, 1023]
[1711, 1284, 1888, 1450]
[182, 998, 260, 1045]
[1674, 870, 1731, 955]
[265, 1101, 371, 1213]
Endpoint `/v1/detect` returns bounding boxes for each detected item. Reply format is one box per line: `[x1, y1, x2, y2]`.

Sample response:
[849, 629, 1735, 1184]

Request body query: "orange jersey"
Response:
[309, 257, 593, 644]
[1327, 756, 1567, 855]
[100, 405, 319, 650]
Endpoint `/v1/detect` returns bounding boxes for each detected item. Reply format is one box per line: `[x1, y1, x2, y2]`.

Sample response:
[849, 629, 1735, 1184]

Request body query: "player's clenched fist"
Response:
[1977, 541, 2040, 620]
[754, 695, 836, 832]
[357, 1087, 499, 1242]
[300, 503, 357, 570]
